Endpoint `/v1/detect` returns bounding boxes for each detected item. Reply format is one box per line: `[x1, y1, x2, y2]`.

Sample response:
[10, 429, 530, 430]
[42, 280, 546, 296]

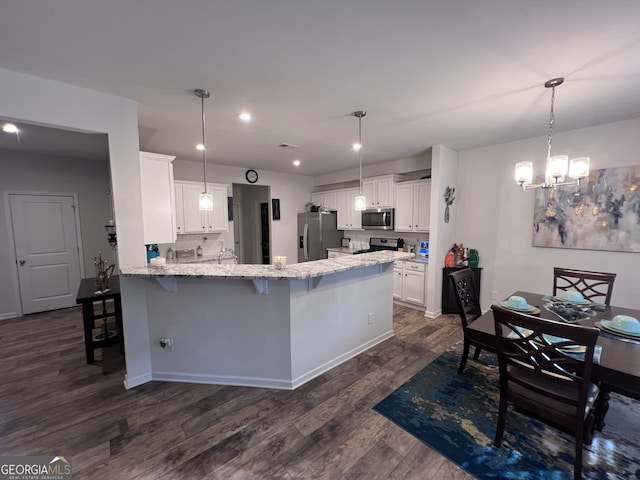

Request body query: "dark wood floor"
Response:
[0, 305, 472, 480]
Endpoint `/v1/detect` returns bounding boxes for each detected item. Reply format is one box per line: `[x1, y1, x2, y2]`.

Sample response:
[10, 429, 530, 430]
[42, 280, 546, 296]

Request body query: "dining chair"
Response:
[491, 304, 601, 480]
[449, 268, 495, 374]
[553, 267, 616, 305]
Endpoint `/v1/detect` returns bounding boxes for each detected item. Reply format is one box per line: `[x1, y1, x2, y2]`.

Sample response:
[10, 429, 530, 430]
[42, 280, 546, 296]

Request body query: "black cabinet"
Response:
[442, 267, 482, 314]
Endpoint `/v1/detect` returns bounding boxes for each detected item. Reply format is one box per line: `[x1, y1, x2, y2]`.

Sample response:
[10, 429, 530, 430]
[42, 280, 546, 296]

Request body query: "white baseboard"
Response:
[290, 329, 395, 389]
[0, 312, 18, 320]
[424, 308, 442, 318]
[142, 330, 395, 391]
[152, 371, 294, 390]
[123, 371, 153, 389]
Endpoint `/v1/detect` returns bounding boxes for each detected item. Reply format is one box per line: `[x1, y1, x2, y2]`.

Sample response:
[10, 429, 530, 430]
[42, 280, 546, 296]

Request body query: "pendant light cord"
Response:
[358, 115, 363, 195]
[201, 93, 208, 194]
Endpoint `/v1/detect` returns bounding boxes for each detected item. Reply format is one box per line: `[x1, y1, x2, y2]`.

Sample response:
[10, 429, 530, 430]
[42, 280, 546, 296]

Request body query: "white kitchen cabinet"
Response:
[393, 263, 403, 299]
[175, 180, 229, 234]
[336, 189, 362, 230]
[394, 180, 431, 232]
[311, 193, 324, 206]
[311, 191, 338, 211]
[362, 174, 401, 208]
[394, 260, 426, 306]
[139, 151, 177, 244]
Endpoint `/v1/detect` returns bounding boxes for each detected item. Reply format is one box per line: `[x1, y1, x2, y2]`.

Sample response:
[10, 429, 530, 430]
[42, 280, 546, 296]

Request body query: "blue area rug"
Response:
[373, 346, 640, 479]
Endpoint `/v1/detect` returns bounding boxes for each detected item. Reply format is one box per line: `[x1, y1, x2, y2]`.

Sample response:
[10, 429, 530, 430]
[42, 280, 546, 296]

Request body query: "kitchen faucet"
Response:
[217, 248, 238, 264]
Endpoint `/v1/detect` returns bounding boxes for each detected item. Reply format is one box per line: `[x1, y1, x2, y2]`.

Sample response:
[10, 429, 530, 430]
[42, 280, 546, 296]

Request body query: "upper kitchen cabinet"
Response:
[362, 174, 402, 208]
[336, 189, 363, 230]
[311, 191, 338, 211]
[139, 151, 177, 244]
[394, 180, 431, 232]
[175, 180, 229, 234]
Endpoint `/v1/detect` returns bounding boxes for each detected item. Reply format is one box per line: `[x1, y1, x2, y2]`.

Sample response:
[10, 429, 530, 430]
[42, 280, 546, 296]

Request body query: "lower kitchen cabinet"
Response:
[393, 260, 426, 306]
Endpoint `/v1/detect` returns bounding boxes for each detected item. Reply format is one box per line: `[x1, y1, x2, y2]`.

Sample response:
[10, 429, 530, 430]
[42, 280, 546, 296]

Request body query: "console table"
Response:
[75, 275, 124, 363]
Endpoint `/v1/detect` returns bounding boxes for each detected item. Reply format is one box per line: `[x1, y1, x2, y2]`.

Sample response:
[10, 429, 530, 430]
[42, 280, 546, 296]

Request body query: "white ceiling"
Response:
[1, 1, 640, 177]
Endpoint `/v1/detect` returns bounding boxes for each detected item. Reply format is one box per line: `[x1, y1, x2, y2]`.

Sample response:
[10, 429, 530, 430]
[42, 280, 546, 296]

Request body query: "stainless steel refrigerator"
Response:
[298, 212, 343, 262]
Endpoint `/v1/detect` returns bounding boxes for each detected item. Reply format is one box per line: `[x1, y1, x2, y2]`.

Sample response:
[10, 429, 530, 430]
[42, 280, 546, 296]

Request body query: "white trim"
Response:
[290, 329, 394, 389]
[147, 329, 395, 391]
[151, 372, 294, 390]
[0, 312, 18, 320]
[123, 371, 153, 389]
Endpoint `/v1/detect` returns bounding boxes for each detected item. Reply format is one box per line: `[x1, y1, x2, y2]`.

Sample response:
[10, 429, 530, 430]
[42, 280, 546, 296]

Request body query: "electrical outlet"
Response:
[491, 290, 498, 300]
[368, 312, 374, 324]
[159, 337, 174, 351]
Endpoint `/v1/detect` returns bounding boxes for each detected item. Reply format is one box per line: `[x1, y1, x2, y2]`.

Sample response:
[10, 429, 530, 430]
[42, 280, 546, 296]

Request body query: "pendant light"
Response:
[195, 89, 213, 211]
[352, 110, 367, 211]
[515, 78, 590, 191]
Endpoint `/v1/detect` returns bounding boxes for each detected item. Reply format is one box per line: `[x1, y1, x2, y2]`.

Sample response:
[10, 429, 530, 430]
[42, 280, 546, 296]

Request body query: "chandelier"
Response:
[515, 78, 590, 190]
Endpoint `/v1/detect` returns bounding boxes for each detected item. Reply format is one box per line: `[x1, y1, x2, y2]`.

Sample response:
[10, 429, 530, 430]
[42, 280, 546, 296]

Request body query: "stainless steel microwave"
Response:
[362, 208, 394, 230]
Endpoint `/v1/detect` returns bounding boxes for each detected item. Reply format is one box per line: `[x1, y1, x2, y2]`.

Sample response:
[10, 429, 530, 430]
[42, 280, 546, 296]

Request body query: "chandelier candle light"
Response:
[195, 89, 213, 211]
[515, 78, 590, 190]
[353, 110, 367, 211]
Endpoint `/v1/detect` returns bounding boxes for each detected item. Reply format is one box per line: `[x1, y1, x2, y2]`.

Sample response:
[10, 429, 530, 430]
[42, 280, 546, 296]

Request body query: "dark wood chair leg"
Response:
[458, 340, 470, 374]
[494, 398, 507, 447]
[473, 346, 482, 360]
[595, 385, 611, 432]
[574, 437, 583, 480]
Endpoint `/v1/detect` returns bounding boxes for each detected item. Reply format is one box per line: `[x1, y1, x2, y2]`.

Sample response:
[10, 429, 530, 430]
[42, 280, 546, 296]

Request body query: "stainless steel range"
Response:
[353, 237, 403, 254]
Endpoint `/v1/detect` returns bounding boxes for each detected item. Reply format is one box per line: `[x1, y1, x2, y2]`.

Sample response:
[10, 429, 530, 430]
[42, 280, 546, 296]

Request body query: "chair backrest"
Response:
[449, 268, 482, 328]
[553, 267, 616, 304]
[491, 304, 599, 429]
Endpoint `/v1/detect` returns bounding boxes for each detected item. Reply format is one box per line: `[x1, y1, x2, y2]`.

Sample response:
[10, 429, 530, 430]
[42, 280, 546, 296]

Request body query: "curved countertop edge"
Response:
[121, 251, 415, 280]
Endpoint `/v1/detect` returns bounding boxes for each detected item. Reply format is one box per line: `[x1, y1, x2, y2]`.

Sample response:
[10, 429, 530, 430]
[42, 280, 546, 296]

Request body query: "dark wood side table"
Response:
[442, 267, 482, 314]
[75, 275, 124, 364]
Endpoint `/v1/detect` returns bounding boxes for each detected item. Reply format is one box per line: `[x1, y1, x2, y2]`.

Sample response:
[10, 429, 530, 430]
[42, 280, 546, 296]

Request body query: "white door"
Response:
[10, 194, 82, 314]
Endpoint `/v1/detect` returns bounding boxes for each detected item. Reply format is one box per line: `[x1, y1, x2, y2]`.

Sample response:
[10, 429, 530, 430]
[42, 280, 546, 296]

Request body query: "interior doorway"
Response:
[231, 183, 271, 264]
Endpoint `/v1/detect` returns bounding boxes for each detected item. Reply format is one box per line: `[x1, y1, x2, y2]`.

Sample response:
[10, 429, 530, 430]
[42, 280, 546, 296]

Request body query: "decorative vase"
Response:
[468, 249, 479, 268]
[445, 250, 455, 268]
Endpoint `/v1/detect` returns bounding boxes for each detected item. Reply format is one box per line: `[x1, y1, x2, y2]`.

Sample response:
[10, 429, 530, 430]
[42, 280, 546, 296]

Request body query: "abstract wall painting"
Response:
[532, 165, 640, 252]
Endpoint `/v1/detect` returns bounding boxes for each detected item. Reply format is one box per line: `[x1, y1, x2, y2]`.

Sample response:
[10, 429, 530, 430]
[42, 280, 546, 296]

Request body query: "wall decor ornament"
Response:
[444, 186, 455, 223]
[532, 165, 640, 252]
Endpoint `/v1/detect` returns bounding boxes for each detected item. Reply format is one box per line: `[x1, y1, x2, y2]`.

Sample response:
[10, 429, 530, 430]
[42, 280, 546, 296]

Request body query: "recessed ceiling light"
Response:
[352, 142, 362, 151]
[196, 144, 205, 151]
[292, 159, 301, 167]
[238, 112, 252, 122]
[2, 123, 18, 133]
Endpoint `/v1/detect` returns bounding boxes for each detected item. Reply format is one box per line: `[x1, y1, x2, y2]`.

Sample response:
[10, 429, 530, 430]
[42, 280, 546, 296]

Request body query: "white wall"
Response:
[0, 67, 151, 387]
[172, 159, 314, 263]
[427, 145, 459, 317]
[0, 150, 114, 318]
[456, 117, 640, 310]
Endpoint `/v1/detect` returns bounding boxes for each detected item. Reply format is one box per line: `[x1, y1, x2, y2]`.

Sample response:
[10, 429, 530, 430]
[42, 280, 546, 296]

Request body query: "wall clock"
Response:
[245, 169, 258, 183]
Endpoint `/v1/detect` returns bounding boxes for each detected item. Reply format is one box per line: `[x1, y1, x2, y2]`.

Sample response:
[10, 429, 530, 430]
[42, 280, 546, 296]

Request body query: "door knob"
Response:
[19, 259, 26, 265]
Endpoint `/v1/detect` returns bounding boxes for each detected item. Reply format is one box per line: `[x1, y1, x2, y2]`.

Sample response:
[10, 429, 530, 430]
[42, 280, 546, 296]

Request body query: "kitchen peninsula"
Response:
[121, 251, 413, 389]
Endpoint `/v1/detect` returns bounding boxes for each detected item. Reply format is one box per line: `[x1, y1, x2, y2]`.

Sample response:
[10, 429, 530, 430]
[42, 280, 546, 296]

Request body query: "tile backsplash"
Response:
[156, 231, 233, 258]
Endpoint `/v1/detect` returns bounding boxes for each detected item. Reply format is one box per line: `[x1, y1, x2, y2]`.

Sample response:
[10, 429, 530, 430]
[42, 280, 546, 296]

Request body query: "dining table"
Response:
[466, 290, 640, 430]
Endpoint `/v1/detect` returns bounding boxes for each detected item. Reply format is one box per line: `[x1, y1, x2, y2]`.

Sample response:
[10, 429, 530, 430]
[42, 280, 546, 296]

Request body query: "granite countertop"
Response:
[121, 251, 415, 280]
[326, 247, 360, 255]
[405, 257, 429, 264]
